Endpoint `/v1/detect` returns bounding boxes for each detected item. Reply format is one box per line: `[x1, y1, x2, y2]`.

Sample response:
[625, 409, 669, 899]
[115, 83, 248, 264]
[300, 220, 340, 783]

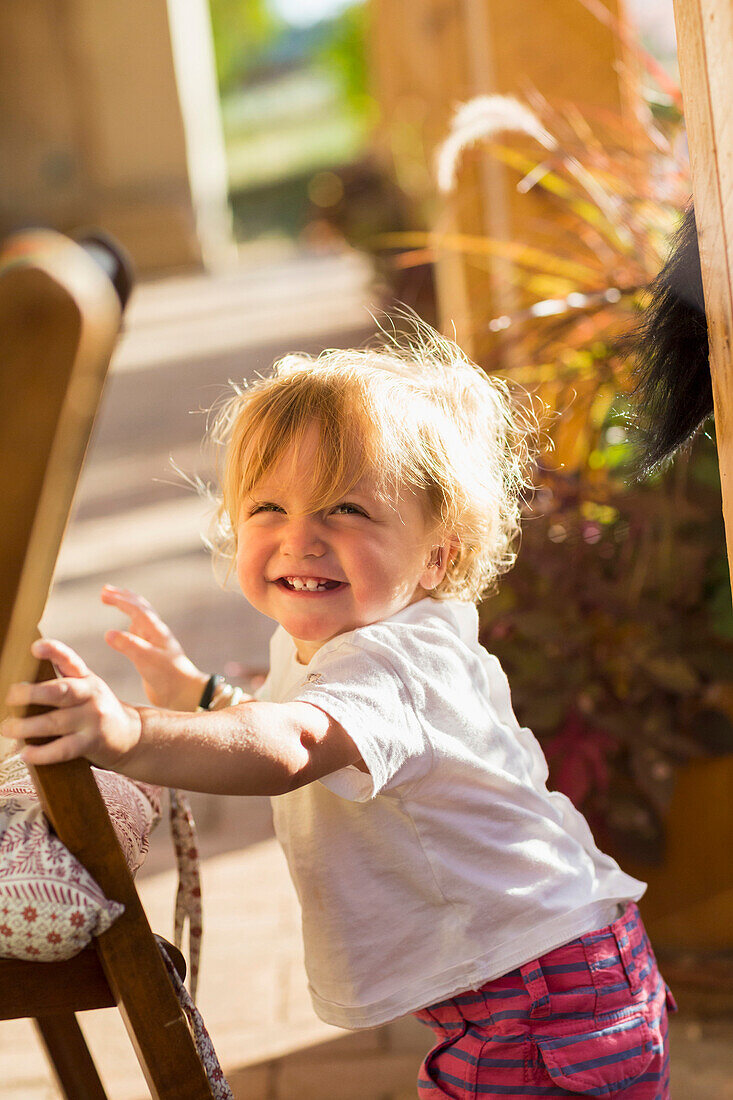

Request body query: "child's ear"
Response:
[419, 537, 454, 591]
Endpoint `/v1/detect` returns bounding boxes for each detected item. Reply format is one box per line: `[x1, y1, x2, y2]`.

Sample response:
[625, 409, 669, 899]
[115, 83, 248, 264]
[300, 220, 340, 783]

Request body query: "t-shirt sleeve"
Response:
[292, 640, 432, 802]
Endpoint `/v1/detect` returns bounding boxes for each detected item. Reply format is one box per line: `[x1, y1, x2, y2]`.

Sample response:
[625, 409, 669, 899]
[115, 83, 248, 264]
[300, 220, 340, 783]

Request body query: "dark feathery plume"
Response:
[630, 204, 712, 475]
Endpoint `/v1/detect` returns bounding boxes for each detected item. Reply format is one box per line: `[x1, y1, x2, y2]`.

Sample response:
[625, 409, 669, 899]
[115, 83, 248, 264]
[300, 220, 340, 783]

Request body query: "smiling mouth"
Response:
[276, 576, 345, 593]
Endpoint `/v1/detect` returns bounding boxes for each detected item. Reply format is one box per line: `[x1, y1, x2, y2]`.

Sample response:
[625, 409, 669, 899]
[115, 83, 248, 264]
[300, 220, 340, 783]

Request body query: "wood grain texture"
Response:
[673, 0, 733, 579]
[0, 231, 120, 739]
[34, 1015, 109, 1100]
[637, 1, 733, 950]
[0, 230, 214, 1097]
[29, 730, 215, 1099]
[0, 948, 115, 1020]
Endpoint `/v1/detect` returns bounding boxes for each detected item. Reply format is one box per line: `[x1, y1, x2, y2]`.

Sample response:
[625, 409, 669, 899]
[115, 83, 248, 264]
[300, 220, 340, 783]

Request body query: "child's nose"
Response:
[281, 515, 326, 557]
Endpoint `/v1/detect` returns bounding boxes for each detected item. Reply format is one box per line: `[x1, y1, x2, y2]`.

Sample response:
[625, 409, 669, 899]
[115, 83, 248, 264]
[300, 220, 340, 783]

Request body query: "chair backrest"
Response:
[0, 229, 121, 717]
[0, 230, 214, 1099]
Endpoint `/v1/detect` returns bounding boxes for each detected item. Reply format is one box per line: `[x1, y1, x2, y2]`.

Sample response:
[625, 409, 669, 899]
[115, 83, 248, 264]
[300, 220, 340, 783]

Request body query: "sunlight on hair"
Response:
[201, 314, 541, 603]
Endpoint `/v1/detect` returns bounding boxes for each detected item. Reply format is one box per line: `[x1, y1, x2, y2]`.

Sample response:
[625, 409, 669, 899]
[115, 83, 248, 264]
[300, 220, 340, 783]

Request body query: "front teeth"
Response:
[285, 577, 329, 591]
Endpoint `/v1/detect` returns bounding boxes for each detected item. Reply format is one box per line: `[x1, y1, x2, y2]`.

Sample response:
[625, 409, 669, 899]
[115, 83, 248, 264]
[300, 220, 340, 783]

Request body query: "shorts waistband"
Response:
[417, 902, 659, 1032]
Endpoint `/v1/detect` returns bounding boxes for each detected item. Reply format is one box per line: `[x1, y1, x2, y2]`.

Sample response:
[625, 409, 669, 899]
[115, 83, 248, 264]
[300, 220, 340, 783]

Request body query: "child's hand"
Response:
[102, 585, 208, 711]
[3, 639, 141, 769]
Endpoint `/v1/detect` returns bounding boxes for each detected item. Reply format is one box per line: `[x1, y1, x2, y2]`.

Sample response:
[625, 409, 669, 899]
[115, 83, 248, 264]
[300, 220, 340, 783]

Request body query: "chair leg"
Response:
[34, 1014, 108, 1100]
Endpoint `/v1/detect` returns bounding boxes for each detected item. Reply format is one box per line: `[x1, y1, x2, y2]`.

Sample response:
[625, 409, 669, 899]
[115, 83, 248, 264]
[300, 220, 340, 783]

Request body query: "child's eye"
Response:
[331, 502, 367, 517]
[249, 502, 284, 515]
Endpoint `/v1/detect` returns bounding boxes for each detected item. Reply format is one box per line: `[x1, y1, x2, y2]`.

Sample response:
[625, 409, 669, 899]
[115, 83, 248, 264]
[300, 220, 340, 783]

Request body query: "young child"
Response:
[4, 328, 675, 1098]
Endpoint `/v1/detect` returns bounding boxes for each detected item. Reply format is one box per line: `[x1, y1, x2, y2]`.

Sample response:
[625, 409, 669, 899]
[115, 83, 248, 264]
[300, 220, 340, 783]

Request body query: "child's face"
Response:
[236, 424, 448, 662]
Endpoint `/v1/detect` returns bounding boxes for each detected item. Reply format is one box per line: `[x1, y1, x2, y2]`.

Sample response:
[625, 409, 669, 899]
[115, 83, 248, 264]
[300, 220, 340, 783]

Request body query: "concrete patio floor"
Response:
[0, 243, 731, 1098]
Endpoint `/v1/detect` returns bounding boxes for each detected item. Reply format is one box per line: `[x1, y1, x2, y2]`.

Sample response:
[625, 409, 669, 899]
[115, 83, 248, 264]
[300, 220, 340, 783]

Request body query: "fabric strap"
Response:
[156, 936, 233, 1099]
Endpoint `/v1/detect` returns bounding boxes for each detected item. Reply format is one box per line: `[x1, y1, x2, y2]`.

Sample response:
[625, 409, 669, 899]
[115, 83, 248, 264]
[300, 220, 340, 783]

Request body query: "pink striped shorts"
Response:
[414, 903, 676, 1098]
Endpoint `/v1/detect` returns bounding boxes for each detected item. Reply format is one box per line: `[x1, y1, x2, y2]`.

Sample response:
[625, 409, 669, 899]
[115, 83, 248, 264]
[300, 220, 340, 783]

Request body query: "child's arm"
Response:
[101, 585, 217, 711]
[3, 639, 362, 795]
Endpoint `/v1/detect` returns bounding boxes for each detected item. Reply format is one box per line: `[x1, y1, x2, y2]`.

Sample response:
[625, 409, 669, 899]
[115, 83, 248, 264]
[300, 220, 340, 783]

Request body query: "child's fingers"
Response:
[101, 586, 173, 647]
[105, 629, 156, 658]
[102, 586, 154, 616]
[5, 703, 84, 743]
[5, 677, 92, 710]
[31, 638, 90, 679]
[101, 584, 157, 620]
[105, 630, 170, 674]
[0, 717, 17, 741]
[22, 730, 91, 766]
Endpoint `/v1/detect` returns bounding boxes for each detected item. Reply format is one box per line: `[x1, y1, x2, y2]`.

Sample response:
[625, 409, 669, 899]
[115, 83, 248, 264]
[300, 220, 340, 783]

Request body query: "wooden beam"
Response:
[371, 0, 630, 363]
[370, 0, 478, 339]
[672, 0, 733, 589]
[34, 1015, 109, 1100]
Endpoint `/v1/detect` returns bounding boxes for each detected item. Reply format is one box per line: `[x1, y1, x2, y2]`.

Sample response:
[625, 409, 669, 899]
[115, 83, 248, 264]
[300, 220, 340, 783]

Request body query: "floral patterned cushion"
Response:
[0, 754, 161, 961]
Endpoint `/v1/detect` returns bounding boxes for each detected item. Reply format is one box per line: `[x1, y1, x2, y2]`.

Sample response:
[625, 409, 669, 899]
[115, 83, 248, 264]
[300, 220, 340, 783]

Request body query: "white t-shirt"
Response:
[260, 599, 645, 1029]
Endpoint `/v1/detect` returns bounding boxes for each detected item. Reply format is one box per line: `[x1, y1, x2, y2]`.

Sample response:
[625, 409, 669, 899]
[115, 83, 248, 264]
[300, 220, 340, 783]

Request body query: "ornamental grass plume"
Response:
[436, 96, 557, 193]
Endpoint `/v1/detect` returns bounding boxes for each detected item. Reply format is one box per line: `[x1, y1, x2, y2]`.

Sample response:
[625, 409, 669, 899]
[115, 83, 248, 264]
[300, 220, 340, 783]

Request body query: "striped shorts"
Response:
[414, 903, 676, 1098]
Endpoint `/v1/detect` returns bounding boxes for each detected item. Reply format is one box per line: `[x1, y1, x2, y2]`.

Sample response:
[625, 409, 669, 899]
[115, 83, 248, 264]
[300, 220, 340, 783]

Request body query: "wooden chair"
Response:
[0, 230, 214, 1099]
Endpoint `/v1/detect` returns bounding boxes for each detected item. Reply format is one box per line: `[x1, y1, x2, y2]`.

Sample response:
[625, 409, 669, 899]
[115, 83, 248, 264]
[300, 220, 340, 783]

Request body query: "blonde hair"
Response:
[206, 323, 537, 602]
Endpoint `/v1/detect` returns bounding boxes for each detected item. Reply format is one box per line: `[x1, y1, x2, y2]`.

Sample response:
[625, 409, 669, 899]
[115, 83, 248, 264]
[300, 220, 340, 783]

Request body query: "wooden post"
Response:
[659, 0, 733, 954]
[371, 0, 630, 363]
[672, 0, 733, 594]
[370, 0, 478, 340]
[0, 0, 233, 272]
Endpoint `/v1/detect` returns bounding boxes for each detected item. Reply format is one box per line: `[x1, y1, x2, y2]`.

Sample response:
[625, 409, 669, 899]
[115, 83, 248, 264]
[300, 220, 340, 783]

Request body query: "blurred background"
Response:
[2, 0, 733, 1096]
